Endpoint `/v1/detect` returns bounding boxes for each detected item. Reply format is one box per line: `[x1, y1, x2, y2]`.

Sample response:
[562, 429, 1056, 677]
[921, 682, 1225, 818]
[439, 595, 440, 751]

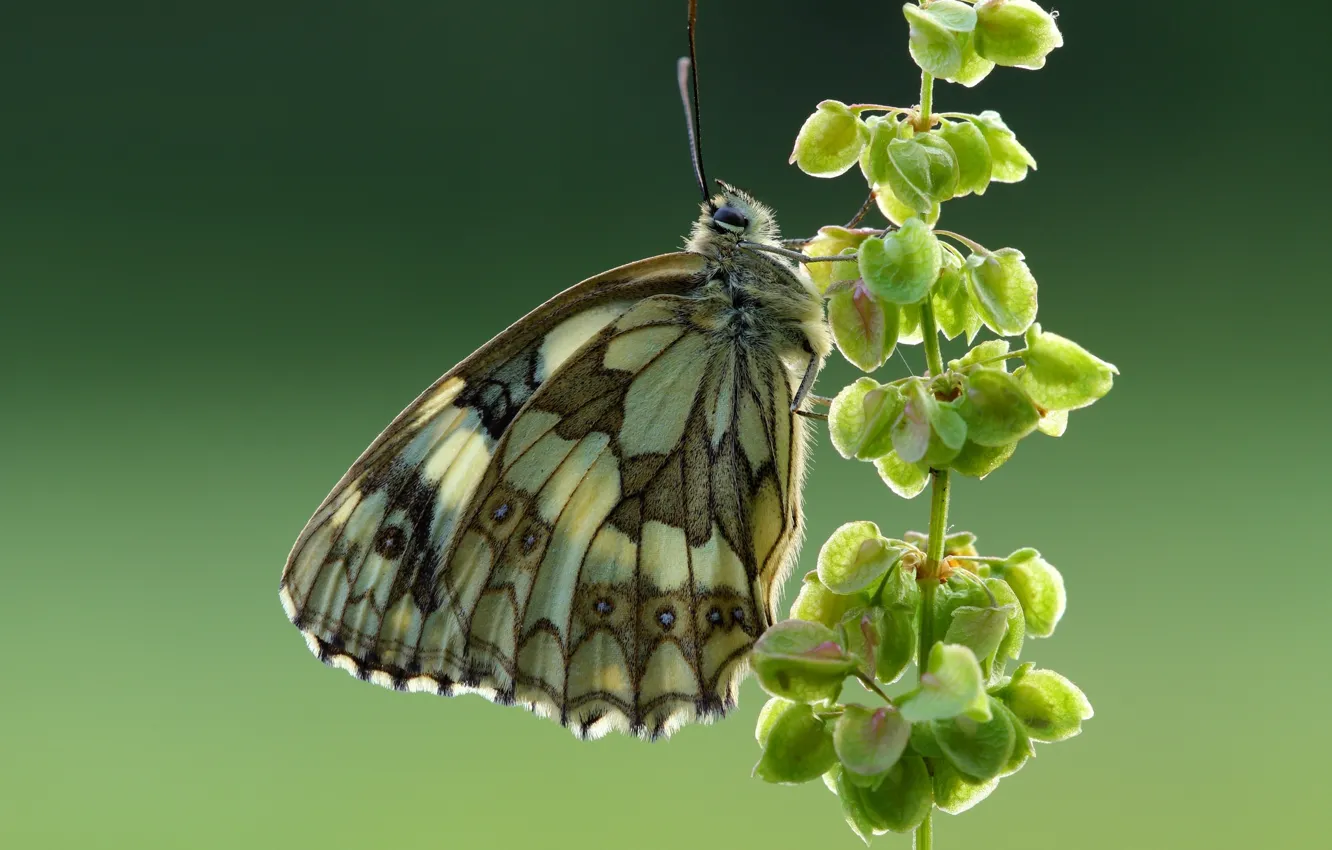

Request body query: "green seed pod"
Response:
[885, 135, 960, 213]
[898, 642, 989, 723]
[995, 548, 1066, 637]
[930, 756, 1000, 814]
[875, 184, 940, 228]
[835, 703, 912, 777]
[1017, 323, 1119, 411]
[986, 577, 1026, 676]
[974, 0, 1064, 71]
[818, 522, 904, 595]
[965, 247, 1039, 336]
[943, 605, 1012, 678]
[790, 100, 870, 178]
[829, 283, 896, 373]
[937, 119, 994, 197]
[956, 368, 1041, 446]
[754, 702, 839, 784]
[931, 695, 1016, 781]
[859, 114, 912, 187]
[948, 439, 1018, 479]
[859, 218, 942, 306]
[874, 605, 918, 685]
[755, 696, 797, 747]
[752, 620, 858, 702]
[874, 450, 931, 499]
[969, 110, 1037, 183]
[857, 754, 934, 834]
[801, 226, 869, 294]
[903, 2, 968, 78]
[948, 32, 996, 87]
[932, 253, 983, 341]
[994, 667, 1094, 743]
[789, 572, 862, 629]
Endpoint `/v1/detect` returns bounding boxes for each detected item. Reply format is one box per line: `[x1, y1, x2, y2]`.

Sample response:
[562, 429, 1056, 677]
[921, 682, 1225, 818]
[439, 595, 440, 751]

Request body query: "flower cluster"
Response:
[752, 528, 1091, 840]
[752, 2, 1113, 845]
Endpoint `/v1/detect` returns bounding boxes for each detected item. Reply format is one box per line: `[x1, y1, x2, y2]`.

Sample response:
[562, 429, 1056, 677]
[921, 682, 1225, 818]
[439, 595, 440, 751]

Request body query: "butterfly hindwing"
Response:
[280, 254, 708, 686]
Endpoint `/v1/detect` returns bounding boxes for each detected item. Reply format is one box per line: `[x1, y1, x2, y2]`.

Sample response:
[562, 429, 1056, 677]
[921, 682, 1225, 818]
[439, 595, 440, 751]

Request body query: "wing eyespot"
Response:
[373, 526, 406, 559]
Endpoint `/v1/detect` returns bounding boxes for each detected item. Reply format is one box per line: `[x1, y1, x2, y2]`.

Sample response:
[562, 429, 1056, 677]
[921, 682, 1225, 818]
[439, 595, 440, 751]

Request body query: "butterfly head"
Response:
[688, 181, 780, 255]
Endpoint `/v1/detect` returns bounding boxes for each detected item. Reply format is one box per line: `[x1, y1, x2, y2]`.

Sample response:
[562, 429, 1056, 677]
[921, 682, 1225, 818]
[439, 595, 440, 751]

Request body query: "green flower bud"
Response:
[835, 703, 912, 777]
[956, 368, 1041, 446]
[974, 0, 1064, 70]
[860, 218, 942, 306]
[966, 247, 1039, 336]
[752, 620, 858, 702]
[994, 667, 1093, 743]
[754, 702, 839, 783]
[791, 100, 870, 178]
[1017, 323, 1119, 411]
[970, 110, 1037, 183]
[818, 522, 904, 595]
[898, 642, 989, 723]
[931, 695, 1016, 781]
[995, 548, 1066, 638]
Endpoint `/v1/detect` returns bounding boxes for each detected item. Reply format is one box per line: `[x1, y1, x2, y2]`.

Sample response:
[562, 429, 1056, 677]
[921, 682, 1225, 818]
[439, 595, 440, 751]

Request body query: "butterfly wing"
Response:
[281, 254, 706, 673]
[282, 254, 816, 739]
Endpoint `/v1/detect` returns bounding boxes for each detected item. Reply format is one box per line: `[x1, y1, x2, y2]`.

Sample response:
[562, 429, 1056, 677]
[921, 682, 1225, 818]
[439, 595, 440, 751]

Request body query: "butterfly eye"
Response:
[711, 204, 749, 233]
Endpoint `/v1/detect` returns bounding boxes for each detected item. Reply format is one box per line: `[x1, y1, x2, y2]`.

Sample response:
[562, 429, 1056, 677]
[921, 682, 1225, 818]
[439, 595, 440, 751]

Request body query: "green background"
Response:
[3, 2, 1326, 847]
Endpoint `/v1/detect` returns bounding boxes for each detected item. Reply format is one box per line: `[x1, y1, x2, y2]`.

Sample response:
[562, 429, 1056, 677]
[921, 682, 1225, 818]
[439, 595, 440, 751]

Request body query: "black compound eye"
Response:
[711, 204, 749, 233]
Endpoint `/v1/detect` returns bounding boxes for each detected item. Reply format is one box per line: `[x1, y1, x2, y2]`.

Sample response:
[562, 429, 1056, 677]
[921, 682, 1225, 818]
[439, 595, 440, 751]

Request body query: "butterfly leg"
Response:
[791, 353, 826, 421]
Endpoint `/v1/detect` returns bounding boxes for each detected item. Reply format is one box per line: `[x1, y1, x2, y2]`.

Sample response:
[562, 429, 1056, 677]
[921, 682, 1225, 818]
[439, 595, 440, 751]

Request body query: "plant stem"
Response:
[917, 73, 935, 130]
[915, 812, 933, 850]
[917, 299, 951, 850]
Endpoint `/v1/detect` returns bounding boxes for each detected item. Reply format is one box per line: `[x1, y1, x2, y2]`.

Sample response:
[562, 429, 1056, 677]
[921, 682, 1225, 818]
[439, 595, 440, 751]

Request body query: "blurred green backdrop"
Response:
[2, 2, 1327, 848]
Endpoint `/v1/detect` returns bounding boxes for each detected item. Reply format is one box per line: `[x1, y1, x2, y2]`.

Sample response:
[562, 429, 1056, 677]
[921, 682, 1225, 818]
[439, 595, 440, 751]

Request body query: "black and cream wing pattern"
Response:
[281, 251, 819, 739]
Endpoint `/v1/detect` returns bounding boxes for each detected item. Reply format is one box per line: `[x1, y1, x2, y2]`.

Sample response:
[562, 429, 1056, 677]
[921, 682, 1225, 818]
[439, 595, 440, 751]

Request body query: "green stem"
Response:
[917, 299, 951, 850]
[917, 73, 935, 131]
[915, 812, 933, 850]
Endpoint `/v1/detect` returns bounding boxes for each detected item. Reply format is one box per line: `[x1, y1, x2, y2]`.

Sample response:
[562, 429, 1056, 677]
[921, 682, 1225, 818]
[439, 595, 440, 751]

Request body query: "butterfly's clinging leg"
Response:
[791, 353, 822, 421]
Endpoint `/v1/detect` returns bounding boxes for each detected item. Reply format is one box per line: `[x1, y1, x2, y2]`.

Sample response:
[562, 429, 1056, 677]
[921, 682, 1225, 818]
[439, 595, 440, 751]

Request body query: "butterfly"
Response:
[279, 2, 832, 740]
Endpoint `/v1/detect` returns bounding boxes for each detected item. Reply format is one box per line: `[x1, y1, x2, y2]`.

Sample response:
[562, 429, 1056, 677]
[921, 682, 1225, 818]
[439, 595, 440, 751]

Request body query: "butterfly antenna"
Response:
[678, 0, 709, 203]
